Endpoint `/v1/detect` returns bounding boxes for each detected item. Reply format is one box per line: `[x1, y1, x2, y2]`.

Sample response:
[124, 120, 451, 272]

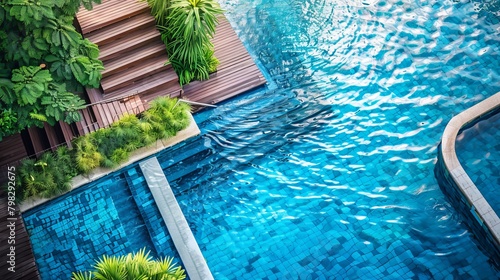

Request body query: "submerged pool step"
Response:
[107, 176, 157, 255]
[157, 135, 211, 170]
[124, 167, 182, 262]
[194, 89, 294, 131]
[167, 124, 313, 195]
[163, 148, 215, 183]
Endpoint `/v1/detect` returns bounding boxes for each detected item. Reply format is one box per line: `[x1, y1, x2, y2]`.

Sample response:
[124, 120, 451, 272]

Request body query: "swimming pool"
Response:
[24, 0, 500, 278]
[166, 0, 500, 278]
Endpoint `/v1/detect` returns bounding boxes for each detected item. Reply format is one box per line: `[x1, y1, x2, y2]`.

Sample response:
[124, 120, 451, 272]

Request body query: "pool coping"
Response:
[140, 157, 214, 280]
[440, 92, 500, 245]
[20, 113, 201, 213]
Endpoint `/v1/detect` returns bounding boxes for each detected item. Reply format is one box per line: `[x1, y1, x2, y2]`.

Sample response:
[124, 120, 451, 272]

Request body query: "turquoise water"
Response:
[23, 0, 500, 279]
[456, 111, 500, 214]
[168, 0, 500, 278]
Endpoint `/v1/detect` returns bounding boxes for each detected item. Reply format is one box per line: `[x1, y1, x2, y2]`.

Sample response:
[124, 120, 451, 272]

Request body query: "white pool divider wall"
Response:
[139, 157, 214, 280]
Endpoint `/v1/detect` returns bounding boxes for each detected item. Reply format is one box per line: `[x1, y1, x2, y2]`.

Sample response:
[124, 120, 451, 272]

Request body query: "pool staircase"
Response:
[106, 175, 156, 254]
[156, 91, 332, 193]
[123, 166, 180, 261]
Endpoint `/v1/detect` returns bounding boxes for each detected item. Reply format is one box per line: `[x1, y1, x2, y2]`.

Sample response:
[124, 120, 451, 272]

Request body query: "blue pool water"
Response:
[23, 0, 500, 279]
[456, 111, 500, 214]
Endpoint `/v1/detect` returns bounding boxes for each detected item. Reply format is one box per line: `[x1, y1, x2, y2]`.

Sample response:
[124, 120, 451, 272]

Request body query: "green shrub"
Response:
[0, 0, 103, 140]
[13, 97, 190, 202]
[147, 0, 223, 86]
[71, 248, 186, 280]
[74, 136, 103, 173]
[75, 97, 191, 171]
[16, 149, 76, 201]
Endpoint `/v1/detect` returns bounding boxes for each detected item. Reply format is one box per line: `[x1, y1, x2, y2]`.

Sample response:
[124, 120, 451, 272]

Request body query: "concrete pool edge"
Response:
[20, 113, 201, 212]
[140, 157, 214, 280]
[440, 92, 500, 247]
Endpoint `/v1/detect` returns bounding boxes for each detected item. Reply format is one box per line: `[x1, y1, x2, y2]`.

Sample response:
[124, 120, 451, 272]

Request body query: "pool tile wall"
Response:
[435, 152, 500, 268]
[435, 94, 500, 269]
[456, 112, 500, 214]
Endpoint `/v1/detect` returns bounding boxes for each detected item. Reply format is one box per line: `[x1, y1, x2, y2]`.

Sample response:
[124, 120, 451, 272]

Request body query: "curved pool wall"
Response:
[435, 92, 500, 268]
[456, 111, 500, 214]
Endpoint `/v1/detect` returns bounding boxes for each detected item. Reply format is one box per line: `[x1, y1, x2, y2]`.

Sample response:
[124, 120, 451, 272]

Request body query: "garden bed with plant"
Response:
[144, 0, 224, 85]
[14, 97, 191, 202]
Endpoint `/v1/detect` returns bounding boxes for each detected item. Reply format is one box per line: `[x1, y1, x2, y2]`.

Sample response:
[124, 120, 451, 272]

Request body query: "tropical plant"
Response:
[0, 0, 103, 140]
[146, 0, 223, 85]
[74, 136, 103, 173]
[15, 149, 76, 201]
[71, 248, 186, 280]
[12, 96, 190, 201]
[0, 66, 86, 139]
[74, 97, 191, 171]
[141, 97, 191, 139]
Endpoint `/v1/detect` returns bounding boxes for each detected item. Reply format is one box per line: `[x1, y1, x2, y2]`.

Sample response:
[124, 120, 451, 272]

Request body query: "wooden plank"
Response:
[0, 189, 41, 280]
[101, 55, 169, 93]
[43, 123, 59, 151]
[95, 104, 109, 127]
[102, 42, 166, 78]
[0, 133, 28, 168]
[104, 70, 179, 100]
[58, 121, 74, 148]
[81, 108, 96, 132]
[99, 28, 160, 62]
[101, 103, 115, 126]
[86, 12, 155, 46]
[107, 102, 120, 123]
[27, 127, 45, 155]
[117, 100, 128, 116]
[76, 0, 149, 34]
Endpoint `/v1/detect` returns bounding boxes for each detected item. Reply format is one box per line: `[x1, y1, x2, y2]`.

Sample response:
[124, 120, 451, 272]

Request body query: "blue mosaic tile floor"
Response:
[23, 167, 182, 279]
[456, 112, 500, 213]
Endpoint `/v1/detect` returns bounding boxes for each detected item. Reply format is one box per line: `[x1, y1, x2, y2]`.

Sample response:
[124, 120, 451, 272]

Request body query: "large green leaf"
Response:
[11, 66, 52, 105]
[43, 18, 82, 50]
[0, 78, 15, 104]
[7, 0, 55, 24]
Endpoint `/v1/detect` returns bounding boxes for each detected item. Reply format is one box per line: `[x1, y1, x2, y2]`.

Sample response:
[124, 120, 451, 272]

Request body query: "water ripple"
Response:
[186, 0, 500, 278]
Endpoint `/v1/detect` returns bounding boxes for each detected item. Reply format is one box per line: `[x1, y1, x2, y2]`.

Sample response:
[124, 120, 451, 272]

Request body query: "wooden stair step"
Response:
[99, 27, 161, 62]
[77, 0, 150, 34]
[104, 70, 180, 99]
[101, 55, 171, 93]
[86, 12, 156, 46]
[102, 42, 166, 78]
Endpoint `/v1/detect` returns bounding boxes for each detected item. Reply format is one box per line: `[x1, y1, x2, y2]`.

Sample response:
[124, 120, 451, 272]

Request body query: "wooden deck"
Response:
[183, 16, 266, 104]
[74, 0, 181, 131]
[73, 0, 266, 132]
[0, 134, 27, 172]
[0, 189, 40, 280]
[0, 0, 267, 169]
